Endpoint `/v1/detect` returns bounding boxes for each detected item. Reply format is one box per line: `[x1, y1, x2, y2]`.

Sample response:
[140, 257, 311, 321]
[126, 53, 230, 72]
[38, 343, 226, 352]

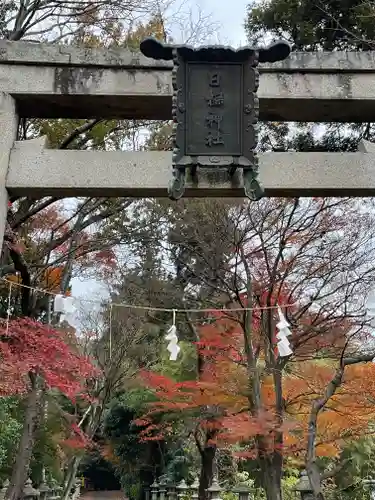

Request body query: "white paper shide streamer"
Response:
[53, 294, 77, 327]
[276, 305, 293, 357]
[165, 310, 180, 361]
[54, 295, 75, 314]
[6, 282, 12, 334]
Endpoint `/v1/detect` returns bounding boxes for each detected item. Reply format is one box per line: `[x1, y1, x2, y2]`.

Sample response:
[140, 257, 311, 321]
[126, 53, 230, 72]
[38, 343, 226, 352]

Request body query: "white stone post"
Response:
[0, 93, 18, 255]
[0, 480, 10, 500]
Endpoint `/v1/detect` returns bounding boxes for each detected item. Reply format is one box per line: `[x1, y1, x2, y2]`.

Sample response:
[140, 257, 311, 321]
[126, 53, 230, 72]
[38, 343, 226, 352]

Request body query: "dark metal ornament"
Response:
[140, 38, 291, 201]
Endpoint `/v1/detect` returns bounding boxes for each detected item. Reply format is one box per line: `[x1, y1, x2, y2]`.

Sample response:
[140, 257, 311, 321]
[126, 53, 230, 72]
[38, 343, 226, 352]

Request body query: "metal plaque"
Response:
[186, 64, 242, 156]
[140, 38, 291, 200]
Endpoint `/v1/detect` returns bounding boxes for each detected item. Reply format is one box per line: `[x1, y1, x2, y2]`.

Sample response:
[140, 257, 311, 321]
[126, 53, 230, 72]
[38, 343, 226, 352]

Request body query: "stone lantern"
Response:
[166, 482, 177, 500]
[190, 477, 200, 500]
[151, 480, 159, 500]
[363, 479, 375, 500]
[207, 477, 222, 500]
[0, 480, 10, 500]
[176, 480, 189, 500]
[158, 477, 167, 500]
[38, 481, 50, 500]
[232, 484, 252, 500]
[23, 478, 40, 500]
[293, 471, 314, 500]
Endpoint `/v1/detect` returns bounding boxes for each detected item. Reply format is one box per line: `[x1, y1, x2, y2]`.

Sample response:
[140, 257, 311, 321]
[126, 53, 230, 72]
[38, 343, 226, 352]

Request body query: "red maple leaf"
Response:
[0, 318, 99, 400]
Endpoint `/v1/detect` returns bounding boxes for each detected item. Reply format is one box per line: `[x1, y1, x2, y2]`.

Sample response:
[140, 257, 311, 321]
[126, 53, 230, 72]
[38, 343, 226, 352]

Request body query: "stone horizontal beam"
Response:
[1, 41, 375, 122]
[6, 137, 375, 198]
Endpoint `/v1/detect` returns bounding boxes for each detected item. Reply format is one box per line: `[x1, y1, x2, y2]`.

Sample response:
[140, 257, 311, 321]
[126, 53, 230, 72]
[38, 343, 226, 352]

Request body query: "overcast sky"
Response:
[194, 0, 250, 46]
[166, 0, 251, 47]
[71, 0, 250, 304]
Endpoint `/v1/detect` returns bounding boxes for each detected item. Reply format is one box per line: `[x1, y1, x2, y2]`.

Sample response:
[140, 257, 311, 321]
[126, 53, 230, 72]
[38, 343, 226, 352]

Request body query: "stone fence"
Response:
[145, 477, 252, 500]
[147, 472, 375, 500]
[0, 478, 81, 500]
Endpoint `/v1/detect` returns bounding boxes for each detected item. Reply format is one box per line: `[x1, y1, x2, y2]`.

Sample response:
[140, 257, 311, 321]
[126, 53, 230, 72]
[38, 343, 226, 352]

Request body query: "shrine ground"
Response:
[82, 491, 126, 500]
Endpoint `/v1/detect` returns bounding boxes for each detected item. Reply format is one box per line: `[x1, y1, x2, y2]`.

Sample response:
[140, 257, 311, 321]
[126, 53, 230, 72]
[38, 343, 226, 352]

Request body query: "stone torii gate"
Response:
[2, 40, 375, 250]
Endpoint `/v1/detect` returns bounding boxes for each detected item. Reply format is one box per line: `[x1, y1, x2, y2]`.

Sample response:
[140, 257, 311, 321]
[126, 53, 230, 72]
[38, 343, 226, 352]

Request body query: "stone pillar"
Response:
[232, 484, 251, 500]
[72, 479, 81, 500]
[158, 479, 167, 500]
[166, 483, 177, 500]
[49, 479, 58, 500]
[363, 479, 375, 500]
[190, 477, 199, 500]
[39, 481, 50, 500]
[176, 480, 188, 500]
[55, 484, 63, 500]
[0, 93, 17, 255]
[151, 480, 159, 500]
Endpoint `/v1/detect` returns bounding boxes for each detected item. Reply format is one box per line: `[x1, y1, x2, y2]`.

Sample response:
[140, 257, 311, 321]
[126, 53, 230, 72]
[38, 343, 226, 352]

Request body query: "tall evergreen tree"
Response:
[245, 0, 375, 153]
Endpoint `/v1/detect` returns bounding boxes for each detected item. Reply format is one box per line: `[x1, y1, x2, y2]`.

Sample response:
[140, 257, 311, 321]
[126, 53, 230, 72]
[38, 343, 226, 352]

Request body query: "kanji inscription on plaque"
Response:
[139, 37, 291, 200]
[186, 64, 242, 156]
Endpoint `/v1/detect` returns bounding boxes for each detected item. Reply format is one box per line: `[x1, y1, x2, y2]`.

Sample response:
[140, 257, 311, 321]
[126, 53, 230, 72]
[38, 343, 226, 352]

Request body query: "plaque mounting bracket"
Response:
[140, 38, 291, 201]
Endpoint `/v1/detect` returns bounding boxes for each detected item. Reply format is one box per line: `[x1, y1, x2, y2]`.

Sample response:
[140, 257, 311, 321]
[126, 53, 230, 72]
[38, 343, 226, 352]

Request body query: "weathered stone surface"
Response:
[0, 93, 17, 253]
[0, 40, 172, 68]
[6, 138, 375, 197]
[358, 139, 375, 153]
[0, 64, 172, 120]
[2, 40, 375, 71]
[261, 50, 375, 71]
[0, 41, 375, 121]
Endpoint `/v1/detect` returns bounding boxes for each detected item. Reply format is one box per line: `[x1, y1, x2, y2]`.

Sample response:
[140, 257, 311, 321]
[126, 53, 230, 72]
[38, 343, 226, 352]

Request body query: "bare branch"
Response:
[59, 119, 102, 149]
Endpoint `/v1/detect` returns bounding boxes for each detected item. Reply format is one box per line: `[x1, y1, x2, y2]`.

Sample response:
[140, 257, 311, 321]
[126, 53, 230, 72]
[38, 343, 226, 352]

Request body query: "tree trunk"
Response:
[61, 457, 80, 500]
[199, 445, 216, 500]
[306, 464, 324, 500]
[6, 374, 41, 500]
[61, 405, 102, 500]
[259, 451, 283, 500]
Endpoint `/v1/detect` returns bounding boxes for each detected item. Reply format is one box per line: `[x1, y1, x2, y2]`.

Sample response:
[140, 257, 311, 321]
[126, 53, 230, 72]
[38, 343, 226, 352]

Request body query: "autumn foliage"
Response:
[0, 317, 98, 400]
[27, 204, 118, 277]
[136, 308, 375, 460]
[136, 313, 283, 451]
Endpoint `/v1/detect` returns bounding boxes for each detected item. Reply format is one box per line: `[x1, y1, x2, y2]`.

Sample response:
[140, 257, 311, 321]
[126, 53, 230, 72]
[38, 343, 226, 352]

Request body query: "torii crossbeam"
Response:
[2, 41, 375, 250]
